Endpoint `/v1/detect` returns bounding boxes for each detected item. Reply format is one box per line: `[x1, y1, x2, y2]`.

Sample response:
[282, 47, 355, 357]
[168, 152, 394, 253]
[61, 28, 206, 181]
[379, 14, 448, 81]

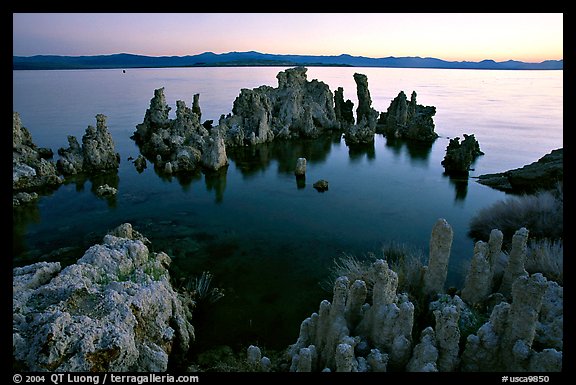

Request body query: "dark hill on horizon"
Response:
[12, 51, 563, 70]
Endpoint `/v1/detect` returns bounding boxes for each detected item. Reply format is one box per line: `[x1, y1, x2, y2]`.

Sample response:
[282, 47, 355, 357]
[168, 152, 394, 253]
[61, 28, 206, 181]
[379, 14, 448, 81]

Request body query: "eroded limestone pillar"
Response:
[423, 218, 453, 296]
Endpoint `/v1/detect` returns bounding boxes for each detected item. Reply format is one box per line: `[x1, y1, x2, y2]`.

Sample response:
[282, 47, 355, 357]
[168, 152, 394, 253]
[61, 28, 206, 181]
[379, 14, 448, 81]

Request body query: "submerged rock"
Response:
[133, 154, 147, 173]
[13, 191, 39, 206]
[313, 179, 329, 192]
[95, 184, 118, 197]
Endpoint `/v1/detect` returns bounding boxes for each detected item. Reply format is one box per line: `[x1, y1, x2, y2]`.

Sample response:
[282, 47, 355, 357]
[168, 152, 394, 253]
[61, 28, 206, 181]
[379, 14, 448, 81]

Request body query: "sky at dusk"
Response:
[12, 13, 563, 63]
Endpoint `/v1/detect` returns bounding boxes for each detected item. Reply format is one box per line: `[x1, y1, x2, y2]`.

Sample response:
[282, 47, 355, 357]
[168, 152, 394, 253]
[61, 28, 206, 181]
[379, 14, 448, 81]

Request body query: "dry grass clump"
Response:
[322, 252, 378, 294]
[322, 241, 426, 300]
[525, 238, 563, 285]
[383, 241, 426, 296]
[469, 184, 563, 244]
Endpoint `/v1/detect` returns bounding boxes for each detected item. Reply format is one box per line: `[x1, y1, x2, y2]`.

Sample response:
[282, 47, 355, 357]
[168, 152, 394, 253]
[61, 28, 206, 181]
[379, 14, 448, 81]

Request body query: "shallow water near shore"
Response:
[12, 66, 562, 353]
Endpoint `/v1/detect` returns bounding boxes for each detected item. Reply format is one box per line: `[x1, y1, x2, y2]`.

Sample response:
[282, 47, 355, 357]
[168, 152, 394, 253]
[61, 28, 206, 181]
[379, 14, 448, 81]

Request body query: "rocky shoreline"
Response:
[475, 148, 563, 194]
[13, 66, 563, 372]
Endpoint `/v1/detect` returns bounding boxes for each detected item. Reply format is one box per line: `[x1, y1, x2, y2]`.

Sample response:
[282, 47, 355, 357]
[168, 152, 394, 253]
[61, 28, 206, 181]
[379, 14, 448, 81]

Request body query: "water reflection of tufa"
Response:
[384, 135, 433, 166]
[149, 160, 226, 203]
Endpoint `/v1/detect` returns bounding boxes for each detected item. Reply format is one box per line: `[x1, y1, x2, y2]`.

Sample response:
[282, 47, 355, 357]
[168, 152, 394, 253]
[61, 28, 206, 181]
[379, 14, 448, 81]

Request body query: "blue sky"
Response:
[13, 13, 563, 62]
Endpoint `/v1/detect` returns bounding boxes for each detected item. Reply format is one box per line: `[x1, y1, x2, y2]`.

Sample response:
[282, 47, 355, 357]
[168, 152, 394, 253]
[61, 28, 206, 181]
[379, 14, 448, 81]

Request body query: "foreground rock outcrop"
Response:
[13, 223, 194, 372]
[14, 219, 561, 373]
[461, 273, 561, 371]
[476, 148, 563, 193]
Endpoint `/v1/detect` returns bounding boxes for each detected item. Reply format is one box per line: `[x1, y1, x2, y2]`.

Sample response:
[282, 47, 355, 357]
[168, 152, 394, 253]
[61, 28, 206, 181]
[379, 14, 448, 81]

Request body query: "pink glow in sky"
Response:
[13, 13, 563, 63]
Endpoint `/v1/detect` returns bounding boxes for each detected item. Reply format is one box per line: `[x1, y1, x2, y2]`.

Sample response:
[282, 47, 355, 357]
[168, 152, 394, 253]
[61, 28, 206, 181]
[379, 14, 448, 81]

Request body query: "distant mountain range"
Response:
[12, 51, 563, 70]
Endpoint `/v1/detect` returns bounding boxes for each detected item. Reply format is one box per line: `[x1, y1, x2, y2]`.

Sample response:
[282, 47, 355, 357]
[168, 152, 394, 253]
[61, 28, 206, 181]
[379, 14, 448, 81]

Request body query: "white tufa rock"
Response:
[423, 218, 453, 296]
[461, 241, 491, 306]
[499, 227, 529, 298]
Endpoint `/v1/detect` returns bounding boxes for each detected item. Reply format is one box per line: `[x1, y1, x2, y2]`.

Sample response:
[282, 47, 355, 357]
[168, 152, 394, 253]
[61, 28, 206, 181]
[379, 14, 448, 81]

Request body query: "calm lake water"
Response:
[12, 66, 563, 353]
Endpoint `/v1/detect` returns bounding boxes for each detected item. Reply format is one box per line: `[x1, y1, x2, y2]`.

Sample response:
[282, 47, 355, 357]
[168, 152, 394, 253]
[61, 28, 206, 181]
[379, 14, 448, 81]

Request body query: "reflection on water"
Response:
[63, 170, 121, 208]
[204, 168, 228, 204]
[158, 167, 204, 193]
[348, 142, 376, 162]
[13, 202, 42, 264]
[227, 132, 341, 179]
[384, 137, 433, 167]
[443, 173, 469, 202]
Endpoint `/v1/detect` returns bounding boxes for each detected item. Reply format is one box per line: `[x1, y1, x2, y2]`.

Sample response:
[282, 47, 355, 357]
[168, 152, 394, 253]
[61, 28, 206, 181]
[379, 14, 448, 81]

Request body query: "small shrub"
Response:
[469, 186, 563, 244]
[183, 271, 225, 304]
